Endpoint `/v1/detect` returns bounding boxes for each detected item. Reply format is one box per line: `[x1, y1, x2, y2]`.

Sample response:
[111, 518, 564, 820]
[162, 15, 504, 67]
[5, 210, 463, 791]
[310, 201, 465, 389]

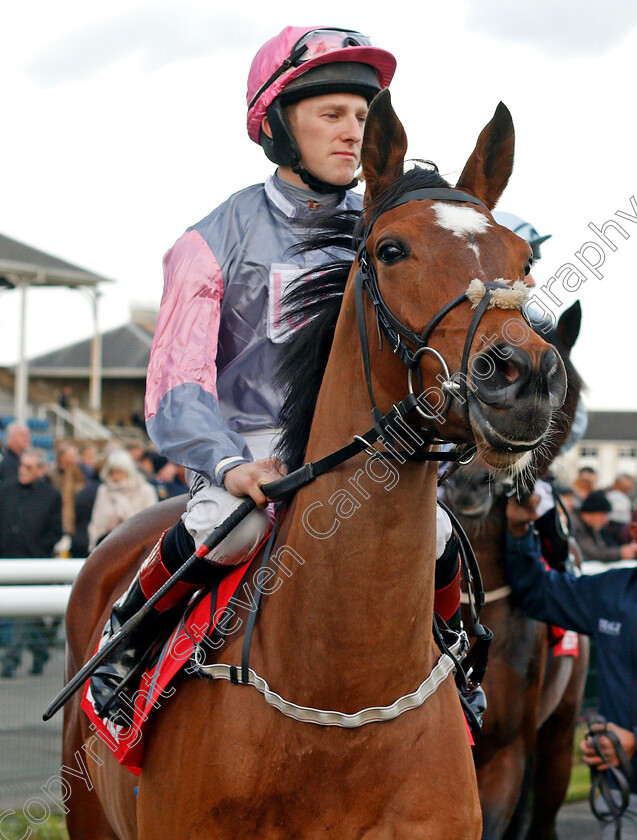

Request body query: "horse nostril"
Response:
[541, 347, 567, 407]
[471, 344, 531, 403]
[541, 348, 559, 379]
[501, 360, 520, 385]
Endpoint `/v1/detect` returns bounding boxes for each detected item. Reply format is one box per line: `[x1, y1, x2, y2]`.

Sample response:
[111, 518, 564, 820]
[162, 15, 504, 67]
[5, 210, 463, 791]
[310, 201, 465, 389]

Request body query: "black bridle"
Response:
[42, 186, 505, 722]
[354, 187, 514, 440]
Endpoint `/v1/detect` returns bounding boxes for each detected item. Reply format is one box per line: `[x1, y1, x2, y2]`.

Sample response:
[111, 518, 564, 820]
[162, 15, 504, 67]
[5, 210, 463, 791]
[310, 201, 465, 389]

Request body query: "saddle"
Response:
[81, 543, 265, 773]
[82, 494, 490, 772]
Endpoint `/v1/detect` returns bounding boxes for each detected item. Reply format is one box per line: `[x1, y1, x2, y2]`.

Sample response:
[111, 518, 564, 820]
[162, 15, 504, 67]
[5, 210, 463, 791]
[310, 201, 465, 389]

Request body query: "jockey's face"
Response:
[268, 93, 368, 189]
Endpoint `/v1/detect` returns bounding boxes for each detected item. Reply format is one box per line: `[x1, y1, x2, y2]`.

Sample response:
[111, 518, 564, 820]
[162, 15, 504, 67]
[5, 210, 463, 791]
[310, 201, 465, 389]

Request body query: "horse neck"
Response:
[260, 288, 440, 708]
[462, 497, 509, 592]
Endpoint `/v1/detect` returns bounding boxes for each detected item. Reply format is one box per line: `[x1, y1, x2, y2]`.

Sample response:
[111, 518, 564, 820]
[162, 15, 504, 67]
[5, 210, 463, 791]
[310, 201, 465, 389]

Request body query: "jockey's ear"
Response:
[261, 115, 273, 139]
[361, 90, 407, 213]
[455, 102, 515, 211]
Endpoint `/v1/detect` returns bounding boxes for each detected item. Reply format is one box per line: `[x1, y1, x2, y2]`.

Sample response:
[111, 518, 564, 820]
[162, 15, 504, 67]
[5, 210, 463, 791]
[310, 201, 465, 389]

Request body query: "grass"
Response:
[0, 815, 69, 840]
[565, 722, 591, 803]
[566, 761, 591, 803]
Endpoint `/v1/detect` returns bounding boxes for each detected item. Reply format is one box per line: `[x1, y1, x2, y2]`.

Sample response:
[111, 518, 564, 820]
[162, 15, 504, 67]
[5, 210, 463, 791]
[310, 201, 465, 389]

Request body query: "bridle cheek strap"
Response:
[353, 186, 523, 438]
[355, 246, 514, 436]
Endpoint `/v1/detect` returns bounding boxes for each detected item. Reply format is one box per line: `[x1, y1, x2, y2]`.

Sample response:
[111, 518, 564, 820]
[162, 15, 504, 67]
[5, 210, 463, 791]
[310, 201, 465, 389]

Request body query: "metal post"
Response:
[88, 288, 102, 417]
[14, 279, 29, 423]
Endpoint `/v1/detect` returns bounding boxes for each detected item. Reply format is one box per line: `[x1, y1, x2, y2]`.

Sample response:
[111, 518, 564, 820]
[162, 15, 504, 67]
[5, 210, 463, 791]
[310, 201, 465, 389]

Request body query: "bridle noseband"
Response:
[354, 187, 518, 439]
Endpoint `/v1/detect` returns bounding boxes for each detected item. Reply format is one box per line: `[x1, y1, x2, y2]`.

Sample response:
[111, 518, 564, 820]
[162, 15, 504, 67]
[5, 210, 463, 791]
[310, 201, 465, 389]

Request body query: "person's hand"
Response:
[620, 541, 637, 560]
[505, 493, 541, 538]
[222, 459, 287, 508]
[580, 721, 636, 771]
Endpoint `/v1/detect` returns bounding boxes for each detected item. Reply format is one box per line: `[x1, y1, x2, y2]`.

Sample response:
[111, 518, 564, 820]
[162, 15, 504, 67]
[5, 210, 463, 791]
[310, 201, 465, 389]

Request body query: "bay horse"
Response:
[62, 92, 568, 840]
[444, 302, 589, 840]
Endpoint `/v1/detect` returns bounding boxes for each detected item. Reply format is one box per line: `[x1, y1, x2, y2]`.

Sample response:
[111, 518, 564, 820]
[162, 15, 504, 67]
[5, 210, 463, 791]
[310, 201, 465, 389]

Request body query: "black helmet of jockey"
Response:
[246, 26, 396, 194]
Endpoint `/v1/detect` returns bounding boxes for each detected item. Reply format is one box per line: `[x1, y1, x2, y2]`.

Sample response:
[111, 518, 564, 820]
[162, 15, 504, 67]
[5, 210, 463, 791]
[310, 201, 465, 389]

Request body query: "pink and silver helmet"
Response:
[246, 26, 397, 192]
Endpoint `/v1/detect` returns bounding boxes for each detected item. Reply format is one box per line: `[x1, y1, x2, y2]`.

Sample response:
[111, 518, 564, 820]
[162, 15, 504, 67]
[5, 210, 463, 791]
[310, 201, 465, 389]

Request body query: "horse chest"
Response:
[136, 678, 480, 839]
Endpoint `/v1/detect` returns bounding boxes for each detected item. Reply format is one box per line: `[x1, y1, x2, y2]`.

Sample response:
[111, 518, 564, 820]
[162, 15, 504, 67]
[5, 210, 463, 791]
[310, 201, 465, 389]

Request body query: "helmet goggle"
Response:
[248, 28, 378, 110]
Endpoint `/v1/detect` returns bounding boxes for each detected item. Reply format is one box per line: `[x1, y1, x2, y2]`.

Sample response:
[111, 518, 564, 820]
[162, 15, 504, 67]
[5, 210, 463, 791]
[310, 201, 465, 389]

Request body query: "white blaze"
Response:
[433, 205, 490, 258]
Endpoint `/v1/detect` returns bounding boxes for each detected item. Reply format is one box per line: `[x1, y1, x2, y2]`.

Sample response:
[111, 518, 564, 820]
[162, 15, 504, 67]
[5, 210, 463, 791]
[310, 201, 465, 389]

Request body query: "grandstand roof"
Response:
[26, 321, 153, 379]
[0, 232, 111, 289]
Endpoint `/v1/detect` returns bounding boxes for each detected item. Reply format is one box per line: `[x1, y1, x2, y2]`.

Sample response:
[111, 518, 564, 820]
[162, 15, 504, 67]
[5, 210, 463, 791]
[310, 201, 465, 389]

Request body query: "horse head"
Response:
[444, 301, 583, 518]
[358, 91, 568, 470]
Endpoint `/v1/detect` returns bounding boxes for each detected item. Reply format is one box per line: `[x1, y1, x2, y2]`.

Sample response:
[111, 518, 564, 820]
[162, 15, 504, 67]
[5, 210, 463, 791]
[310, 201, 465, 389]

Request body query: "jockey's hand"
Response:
[580, 721, 636, 771]
[223, 459, 287, 509]
[505, 493, 541, 538]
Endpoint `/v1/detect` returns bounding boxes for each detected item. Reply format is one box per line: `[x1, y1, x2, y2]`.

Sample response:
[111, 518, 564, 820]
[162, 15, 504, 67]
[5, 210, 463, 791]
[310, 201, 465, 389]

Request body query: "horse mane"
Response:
[275, 163, 451, 472]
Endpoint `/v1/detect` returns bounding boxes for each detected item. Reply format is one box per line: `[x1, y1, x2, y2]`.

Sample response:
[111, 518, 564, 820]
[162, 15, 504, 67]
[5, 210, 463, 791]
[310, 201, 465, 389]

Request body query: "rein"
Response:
[587, 715, 634, 839]
[188, 187, 520, 729]
[353, 188, 526, 437]
[43, 190, 528, 723]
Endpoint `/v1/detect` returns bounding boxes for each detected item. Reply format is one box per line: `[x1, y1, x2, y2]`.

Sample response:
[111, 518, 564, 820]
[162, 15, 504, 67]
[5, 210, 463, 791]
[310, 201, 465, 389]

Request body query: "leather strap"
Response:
[387, 188, 489, 211]
[588, 715, 633, 838]
[262, 395, 463, 502]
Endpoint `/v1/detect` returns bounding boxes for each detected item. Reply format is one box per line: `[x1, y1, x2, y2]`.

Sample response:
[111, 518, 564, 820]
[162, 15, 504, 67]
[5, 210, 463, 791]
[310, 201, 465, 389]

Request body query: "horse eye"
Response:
[376, 242, 407, 265]
[523, 258, 534, 276]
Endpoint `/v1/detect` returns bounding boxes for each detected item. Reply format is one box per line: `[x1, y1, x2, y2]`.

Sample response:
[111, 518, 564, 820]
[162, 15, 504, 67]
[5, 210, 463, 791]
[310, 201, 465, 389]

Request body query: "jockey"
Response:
[89, 26, 398, 723]
[90, 27, 473, 730]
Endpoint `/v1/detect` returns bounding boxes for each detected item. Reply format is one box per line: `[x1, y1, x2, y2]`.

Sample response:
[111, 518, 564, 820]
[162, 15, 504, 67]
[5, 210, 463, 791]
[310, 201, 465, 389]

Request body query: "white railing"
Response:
[581, 559, 637, 575]
[42, 403, 113, 440]
[0, 559, 84, 617]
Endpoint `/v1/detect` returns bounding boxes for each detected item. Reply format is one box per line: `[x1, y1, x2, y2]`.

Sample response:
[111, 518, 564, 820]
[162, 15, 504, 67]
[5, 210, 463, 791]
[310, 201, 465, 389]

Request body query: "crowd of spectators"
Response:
[559, 466, 637, 564]
[0, 425, 187, 678]
[2, 418, 636, 679]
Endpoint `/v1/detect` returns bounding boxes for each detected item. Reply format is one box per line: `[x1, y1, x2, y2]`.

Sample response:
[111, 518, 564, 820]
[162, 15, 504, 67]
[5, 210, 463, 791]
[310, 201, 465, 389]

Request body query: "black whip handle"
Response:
[42, 496, 259, 721]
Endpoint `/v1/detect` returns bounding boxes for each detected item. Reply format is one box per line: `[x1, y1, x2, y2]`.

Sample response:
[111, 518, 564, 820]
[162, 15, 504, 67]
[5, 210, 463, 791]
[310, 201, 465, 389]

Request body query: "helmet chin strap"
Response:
[263, 99, 357, 196]
[291, 158, 356, 195]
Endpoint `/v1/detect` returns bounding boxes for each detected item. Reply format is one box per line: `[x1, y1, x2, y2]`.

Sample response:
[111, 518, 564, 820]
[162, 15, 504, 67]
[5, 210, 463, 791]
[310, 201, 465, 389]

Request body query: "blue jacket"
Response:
[506, 527, 637, 791]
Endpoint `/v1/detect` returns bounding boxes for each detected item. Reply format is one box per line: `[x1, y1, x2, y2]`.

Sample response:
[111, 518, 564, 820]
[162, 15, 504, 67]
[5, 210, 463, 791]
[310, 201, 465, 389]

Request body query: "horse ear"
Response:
[455, 102, 515, 210]
[556, 300, 581, 352]
[361, 90, 408, 209]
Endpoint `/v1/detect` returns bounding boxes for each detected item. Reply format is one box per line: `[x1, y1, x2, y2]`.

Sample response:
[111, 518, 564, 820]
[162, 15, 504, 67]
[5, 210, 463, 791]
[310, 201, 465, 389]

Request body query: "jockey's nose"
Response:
[470, 343, 567, 409]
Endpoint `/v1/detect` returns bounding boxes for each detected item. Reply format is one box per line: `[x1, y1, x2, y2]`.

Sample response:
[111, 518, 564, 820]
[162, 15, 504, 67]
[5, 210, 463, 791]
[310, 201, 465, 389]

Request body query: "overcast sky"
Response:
[2, 0, 637, 411]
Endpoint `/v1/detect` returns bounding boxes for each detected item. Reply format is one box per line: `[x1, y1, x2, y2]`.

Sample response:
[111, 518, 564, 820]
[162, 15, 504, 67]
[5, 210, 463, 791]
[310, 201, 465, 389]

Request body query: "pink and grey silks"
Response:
[145, 175, 362, 487]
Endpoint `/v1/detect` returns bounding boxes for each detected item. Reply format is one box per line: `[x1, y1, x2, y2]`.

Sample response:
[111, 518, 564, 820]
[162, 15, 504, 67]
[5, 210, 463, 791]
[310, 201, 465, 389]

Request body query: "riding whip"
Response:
[43, 398, 478, 722]
[42, 494, 261, 721]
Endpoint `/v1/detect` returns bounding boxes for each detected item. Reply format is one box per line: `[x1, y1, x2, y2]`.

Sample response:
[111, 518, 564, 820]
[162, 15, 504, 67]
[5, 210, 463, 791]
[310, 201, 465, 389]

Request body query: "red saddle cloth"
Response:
[81, 551, 261, 775]
[540, 558, 579, 657]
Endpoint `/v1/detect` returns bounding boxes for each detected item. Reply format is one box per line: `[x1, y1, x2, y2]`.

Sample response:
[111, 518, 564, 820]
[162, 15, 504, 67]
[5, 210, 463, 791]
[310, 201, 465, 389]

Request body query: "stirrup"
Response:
[95, 642, 158, 723]
[89, 529, 199, 722]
